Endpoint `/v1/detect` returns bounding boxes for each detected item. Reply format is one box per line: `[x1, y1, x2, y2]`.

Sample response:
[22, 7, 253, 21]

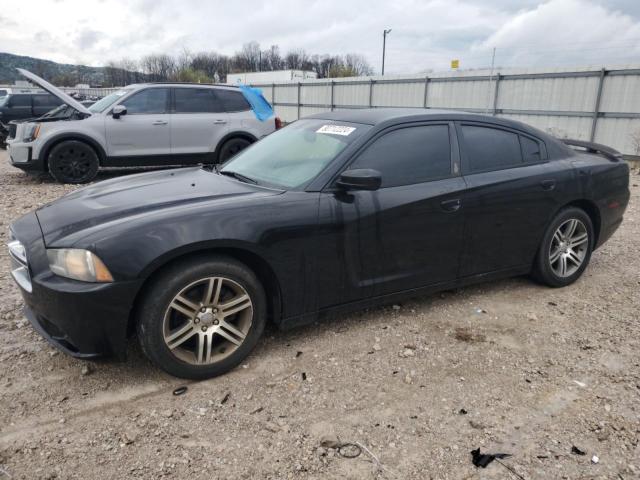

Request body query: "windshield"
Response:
[220, 119, 370, 189]
[0, 96, 7, 107]
[88, 89, 131, 113]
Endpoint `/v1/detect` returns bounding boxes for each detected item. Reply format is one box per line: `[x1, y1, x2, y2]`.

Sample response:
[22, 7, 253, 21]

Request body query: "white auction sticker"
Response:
[316, 125, 356, 136]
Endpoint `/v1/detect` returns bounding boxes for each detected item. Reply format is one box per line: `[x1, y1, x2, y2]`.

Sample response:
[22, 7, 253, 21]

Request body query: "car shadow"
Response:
[75, 274, 542, 386]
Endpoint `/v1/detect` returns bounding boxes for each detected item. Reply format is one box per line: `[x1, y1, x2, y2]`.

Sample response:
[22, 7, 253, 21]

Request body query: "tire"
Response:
[136, 255, 267, 379]
[218, 137, 252, 163]
[533, 207, 594, 288]
[48, 140, 99, 184]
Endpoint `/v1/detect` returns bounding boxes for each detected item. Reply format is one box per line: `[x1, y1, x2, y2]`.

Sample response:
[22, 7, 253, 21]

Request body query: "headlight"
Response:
[24, 123, 41, 142]
[47, 249, 113, 282]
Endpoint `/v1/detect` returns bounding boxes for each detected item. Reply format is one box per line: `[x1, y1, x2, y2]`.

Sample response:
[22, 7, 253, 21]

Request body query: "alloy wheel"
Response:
[54, 148, 92, 180]
[548, 218, 589, 278]
[162, 277, 253, 365]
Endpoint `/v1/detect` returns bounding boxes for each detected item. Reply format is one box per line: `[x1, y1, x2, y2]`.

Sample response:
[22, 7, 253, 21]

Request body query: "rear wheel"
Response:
[533, 207, 594, 287]
[48, 140, 99, 184]
[218, 137, 252, 163]
[136, 256, 266, 379]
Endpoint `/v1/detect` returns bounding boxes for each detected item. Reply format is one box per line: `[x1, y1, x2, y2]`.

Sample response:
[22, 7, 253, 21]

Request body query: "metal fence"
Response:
[250, 66, 640, 156]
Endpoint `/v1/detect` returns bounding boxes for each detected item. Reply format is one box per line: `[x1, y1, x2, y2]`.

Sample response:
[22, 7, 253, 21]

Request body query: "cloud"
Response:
[75, 29, 106, 50]
[473, 0, 640, 68]
[0, 0, 638, 72]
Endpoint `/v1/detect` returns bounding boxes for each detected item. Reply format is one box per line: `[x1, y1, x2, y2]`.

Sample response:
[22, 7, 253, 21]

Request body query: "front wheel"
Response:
[136, 256, 266, 379]
[533, 207, 594, 287]
[48, 140, 99, 184]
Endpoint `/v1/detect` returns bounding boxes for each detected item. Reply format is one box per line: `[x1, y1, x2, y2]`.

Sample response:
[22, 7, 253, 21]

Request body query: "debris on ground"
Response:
[470, 448, 512, 468]
[337, 443, 361, 458]
[172, 386, 188, 396]
[571, 446, 586, 456]
[454, 327, 486, 343]
[319, 434, 342, 449]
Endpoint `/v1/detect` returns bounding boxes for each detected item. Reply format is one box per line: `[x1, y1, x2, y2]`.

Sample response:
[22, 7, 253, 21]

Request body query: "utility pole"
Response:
[486, 47, 496, 114]
[381, 29, 392, 76]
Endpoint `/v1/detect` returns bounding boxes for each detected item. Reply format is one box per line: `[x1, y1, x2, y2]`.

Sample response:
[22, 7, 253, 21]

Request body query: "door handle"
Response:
[152, 120, 168, 125]
[440, 198, 461, 212]
[213, 119, 227, 125]
[540, 179, 556, 191]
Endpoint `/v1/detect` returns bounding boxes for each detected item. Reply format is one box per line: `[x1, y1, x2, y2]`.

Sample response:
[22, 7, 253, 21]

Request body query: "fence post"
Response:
[271, 83, 275, 104]
[423, 76, 429, 108]
[297, 82, 301, 120]
[590, 68, 606, 142]
[330, 80, 335, 111]
[369, 79, 374, 108]
[492, 73, 501, 116]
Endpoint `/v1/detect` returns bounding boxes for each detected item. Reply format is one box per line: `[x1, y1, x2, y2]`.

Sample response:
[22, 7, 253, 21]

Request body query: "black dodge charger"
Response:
[8, 109, 630, 379]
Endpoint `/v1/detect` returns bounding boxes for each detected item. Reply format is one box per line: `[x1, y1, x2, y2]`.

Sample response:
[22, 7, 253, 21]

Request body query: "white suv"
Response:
[7, 69, 280, 183]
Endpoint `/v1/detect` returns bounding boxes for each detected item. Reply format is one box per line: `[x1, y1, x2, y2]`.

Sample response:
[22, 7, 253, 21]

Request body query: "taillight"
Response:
[275, 116, 283, 130]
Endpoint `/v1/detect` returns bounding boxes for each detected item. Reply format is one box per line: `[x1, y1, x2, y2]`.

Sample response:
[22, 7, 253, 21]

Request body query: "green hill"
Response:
[1, 52, 111, 86]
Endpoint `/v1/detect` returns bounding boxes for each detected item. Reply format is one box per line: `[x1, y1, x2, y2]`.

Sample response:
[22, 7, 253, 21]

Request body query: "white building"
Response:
[226, 70, 317, 85]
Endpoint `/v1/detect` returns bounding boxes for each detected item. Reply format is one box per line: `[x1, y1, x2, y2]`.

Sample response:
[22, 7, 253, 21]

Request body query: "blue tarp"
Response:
[238, 85, 274, 122]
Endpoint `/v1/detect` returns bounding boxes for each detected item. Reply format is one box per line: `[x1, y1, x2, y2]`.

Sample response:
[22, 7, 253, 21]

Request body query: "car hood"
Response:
[35, 168, 282, 246]
[17, 68, 92, 115]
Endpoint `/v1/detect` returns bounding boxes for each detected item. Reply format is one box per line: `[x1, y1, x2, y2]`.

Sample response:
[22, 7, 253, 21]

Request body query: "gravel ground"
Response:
[0, 150, 638, 480]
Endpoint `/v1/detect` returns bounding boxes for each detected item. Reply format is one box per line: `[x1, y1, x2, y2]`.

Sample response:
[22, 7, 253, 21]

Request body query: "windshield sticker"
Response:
[316, 125, 356, 136]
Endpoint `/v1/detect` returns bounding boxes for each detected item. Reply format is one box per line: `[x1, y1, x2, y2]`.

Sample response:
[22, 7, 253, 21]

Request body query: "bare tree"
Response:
[344, 53, 373, 76]
[262, 45, 283, 71]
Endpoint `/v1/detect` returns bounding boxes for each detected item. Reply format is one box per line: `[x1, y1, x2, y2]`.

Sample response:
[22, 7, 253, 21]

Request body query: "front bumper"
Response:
[7, 141, 45, 172]
[10, 212, 142, 360]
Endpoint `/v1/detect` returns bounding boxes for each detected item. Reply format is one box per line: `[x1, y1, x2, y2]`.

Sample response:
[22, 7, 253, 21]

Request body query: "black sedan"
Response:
[8, 109, 630, 379]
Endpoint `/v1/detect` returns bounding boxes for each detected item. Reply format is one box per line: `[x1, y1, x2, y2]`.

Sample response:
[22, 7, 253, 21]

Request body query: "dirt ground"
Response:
[0, 149, 638, 480]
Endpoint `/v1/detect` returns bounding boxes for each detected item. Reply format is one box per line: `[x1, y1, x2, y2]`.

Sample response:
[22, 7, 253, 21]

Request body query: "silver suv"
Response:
[7, 69, 280, 183]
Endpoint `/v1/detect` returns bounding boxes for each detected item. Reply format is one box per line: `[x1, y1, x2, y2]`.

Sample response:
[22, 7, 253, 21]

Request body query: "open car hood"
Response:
[17, 68, 93, 115]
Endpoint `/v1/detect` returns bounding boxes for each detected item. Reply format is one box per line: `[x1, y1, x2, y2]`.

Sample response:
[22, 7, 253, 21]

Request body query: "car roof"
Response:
[307, 107, 558, 137]
[306, 107, 488, 126]
[123, 82, 239, 90]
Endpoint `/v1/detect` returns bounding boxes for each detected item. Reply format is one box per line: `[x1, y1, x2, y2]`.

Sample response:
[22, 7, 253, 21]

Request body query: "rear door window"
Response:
[461, 125, 523, 173]
[520, 135, 544, 163]
[9, 95, 31, 107]
[121, 88, 169, 114]
[174, 88, 224, 113]
[214, 89, 251, 112]
[32, 95, 62, 108]
[349, 124, 452, 187]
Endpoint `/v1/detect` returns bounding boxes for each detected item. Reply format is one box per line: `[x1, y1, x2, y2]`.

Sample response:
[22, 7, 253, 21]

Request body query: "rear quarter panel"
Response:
[571, 153, 630, 247]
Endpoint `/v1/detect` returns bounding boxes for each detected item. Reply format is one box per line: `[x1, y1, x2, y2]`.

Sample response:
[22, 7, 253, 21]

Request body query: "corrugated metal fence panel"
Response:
[428, 80, 494, 110]
[251, 66, 640, 154]
[594, 117, 640, 155]
[497, 76, 598, 111]
[300, 106, 332, 118]
[497, 113, 593, 140]
[334, 83, 370, 106]
[599, 75, 640, 113]
[274, 105, 298, 123]
[301, 84, 331, 106]
[373, 81, 425, 107]
[274, 85, 298, 104]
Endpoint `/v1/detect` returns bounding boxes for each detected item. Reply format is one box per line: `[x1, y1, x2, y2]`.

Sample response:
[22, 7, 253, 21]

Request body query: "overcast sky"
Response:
[1, 0, 639, 73]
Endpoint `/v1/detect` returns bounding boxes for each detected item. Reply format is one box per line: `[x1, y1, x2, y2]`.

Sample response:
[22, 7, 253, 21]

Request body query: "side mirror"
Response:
[336, 169, 382, 191]
[112, 105, 127, 119]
